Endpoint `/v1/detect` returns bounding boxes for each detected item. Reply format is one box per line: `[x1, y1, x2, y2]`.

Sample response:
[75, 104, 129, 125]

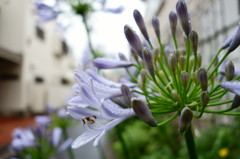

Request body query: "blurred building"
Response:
[145, 0, 240, 67]
[0, 0, 76, 115]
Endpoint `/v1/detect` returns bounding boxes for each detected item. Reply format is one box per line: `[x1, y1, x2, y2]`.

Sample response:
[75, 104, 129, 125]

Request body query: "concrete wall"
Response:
[0, 0, 76, 114]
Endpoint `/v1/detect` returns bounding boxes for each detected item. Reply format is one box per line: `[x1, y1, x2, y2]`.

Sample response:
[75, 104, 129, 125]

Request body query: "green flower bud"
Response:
[153, 48, 159, 64]
[226, 61, 235, 81]
[142, 48, 155, 77]
[179, 107, 193, 134]
[131, 98, 157, 127]
[198, 68, 208, 91]
[174, 50, 180, 62]
[180, 48, 186, 56]
[159, 71, 165, 80]
[200, 91, 210, 108]
[121, 85, 132, 107]
[192, 71, 198, 84]
[189, 56, 194, 69]
[169, 53, 177, 73]
[171, 90, 181, 102]
[181, 71, 189, 89]
[140, 69, 148, 89]
[179, 56, 186, 70]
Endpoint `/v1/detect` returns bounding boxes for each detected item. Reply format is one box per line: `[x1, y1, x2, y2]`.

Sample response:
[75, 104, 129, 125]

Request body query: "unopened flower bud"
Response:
[139, 60, 145, 68]
[190, 56, 194, 69]
[231, 95, 240, 109]
[143, 48, 155, 77]
[133, 9, 150, 42]
[174, 50, 180, 62]
[131, 98, 157, 127]
[124, 25, 143, 58]
[152, 16, 160, 40]
[159, 71, 165, 79]
[118, 52, 127, 61]
[176, 0, 191, 36]
[179, 107, 193, 134]
[181, 71, 189, 89]
[200, 91, 210, 108]
[140, 69, 148, 88]
[192, 71, 198, 84]
[169, 11, 178, 36]
[228, 23, 240, 53]
[171, 90, 181, 102]
[131, 49, 139, 63]
[190, 31, 198, 54]
[197, 53, 202, 67]
[179, 56, 186, 70]
[226, 61, 235, 81]
[169, 53, 177, 73]
[198, 68, 208, 91]
[180, 49, 186, 56]
[153, 48, 159, 63]
[121, 85, 132, 107]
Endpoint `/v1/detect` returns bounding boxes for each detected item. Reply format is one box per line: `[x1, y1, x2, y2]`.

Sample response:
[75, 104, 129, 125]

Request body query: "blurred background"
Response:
[1, 0, 240, 158]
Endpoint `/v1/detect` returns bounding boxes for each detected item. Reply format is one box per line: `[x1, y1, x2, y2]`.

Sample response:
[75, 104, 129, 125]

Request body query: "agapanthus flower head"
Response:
[67, 69, 135, 148]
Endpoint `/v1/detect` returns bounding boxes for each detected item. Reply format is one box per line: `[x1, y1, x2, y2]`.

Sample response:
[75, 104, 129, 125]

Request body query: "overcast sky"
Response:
[63, 0, 146, 64]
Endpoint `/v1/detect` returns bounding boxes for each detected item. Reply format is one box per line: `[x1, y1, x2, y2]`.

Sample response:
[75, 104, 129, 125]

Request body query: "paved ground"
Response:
[0, 116, 36, 146]
[0, 116, 102, 159]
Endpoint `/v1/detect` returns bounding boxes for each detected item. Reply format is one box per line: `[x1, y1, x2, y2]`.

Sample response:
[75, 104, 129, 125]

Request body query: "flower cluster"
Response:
[67, 0, 240, 152]
[10, 114, 73, 159]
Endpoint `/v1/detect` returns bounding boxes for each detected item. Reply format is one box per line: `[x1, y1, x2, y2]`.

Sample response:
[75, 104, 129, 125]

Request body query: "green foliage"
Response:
[111, 116, 240, 159]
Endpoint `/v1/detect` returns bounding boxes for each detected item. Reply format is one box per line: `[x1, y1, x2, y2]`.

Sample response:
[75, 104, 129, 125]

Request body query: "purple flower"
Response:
[35, 115, 51, 127]
[11, 128, 35, 150]
[67, 80, 135, 148]
[227, 23, 240, 53]
[220, 81, 240, 96]
[104, 6, 124, 14]
[93, 58, 133, 69]
[34, 2, 60, 23]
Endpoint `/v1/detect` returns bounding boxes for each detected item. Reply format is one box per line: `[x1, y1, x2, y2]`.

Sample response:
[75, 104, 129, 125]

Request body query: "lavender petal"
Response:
[93, 58, 133, 69]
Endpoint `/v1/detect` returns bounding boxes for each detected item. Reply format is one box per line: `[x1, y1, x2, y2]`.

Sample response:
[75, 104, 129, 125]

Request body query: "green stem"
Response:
[209, 51, 230, 79]
[184, 125, 198, 159]
[82, 16, 97, 58]
[116, 126, 130, 159]
[157, 112, 178, 126]
[173, 35, 179, 50]
[207, 48, 222, 71]
[62, 128, 75, 159]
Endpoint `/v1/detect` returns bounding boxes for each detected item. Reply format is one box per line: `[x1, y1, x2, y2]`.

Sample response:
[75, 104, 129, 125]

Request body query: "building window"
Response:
[36, 26, 45, 40]
[35, 76, 44, 83]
